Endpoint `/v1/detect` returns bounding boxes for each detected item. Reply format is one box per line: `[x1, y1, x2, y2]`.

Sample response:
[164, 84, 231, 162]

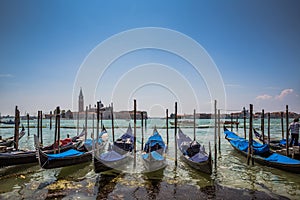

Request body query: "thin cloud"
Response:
[0, 74, 13, 78]
[275, 88, 293, 100]
[256, 94, 273, 100]
[225, 84, 243, 88]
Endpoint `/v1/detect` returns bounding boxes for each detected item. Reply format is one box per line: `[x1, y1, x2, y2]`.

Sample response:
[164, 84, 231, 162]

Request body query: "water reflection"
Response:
[143, 169, 164, 199]
[0, 163, 39, 193]
[96, 171, 123, 199]
[145, 178, 162, 199]
[0, 163, 38, 178]
[57, 162, 92, 181]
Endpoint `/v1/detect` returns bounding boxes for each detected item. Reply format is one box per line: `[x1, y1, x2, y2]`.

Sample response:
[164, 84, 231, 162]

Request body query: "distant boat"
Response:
[224, 126, 300, 173]
[223, 121, 239, 125]
[142, 127, 167, 172]
[0, 119, 15, 125]
[0, 126, 26, 147]
[94, 124, 134, 173]
[170, 120, 197, 127]
[177, 128, 212, 174]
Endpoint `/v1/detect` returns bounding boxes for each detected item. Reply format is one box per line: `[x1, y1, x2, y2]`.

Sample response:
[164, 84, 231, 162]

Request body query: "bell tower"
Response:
[78, 88, 84, 112]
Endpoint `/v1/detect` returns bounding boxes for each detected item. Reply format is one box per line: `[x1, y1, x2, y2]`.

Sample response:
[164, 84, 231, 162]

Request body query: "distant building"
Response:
[65, 110, 73, 119]
[78, 88, 84, 112]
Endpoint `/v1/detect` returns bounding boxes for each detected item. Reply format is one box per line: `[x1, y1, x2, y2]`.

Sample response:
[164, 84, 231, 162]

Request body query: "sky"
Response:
[0, 0, 299, 117]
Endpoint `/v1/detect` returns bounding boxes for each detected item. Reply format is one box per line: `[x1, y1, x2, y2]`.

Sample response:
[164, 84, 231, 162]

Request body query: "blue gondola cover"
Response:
[47, 149, 84, 160]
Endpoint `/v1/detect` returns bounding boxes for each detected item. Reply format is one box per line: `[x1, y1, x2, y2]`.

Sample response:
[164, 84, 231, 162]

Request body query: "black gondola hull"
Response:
[37, 148, 92, 169]
[0, 151, 37, 167]
[180, 154, 212, 174]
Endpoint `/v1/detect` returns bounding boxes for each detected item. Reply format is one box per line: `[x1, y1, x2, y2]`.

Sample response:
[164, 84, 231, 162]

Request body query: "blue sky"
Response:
[0, 0, 299, 116]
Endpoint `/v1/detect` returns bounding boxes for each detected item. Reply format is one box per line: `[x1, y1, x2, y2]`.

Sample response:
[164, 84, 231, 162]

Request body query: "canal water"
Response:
[0, 118, 299, 199]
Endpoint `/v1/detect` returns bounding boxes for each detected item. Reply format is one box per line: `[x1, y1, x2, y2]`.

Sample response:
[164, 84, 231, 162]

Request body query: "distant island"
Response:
[0, 89, 298, 120]
[170, 109, 300, 120]
[1, 109, 298, 121]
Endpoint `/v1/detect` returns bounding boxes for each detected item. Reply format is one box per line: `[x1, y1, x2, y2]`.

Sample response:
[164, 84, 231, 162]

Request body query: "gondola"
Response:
[0, 149, 37, 168]
[253, 128, 300, 160]
[177, 128, 212, 174]
[1, 143, 81, 168]
[224, 126, 300, 173]
[0, 132, 82, 168]
[37, 126, 108, 169]
[34, 129, 85, 152]
[77, 127, 104, 152]
[0, 127, 36, 168]
[142, 127, 167, 172]
[37, 147, 92, 169]
[94, 124, 134, 173]
[34, 135, 80, 153]
[0, 126, 25, 147]
[253, 128, 300, 150]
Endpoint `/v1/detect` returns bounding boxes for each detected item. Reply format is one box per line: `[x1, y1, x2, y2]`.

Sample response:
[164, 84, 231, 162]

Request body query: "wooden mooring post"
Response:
[37, 111, 40, 139]
[236, 115, 239, 131]
[261, 109, 265, 144]
[218, 109, 221, 152]
[14, 106, 20, 150]
[92, 112, 95, 150]
[267, 112, 270, 145]
[96, 101, 100, 152]
[286, 105, 289, 156]
[54, 107, 60, 153]
[40, 111, 43, 145]
[243, 107, 246, 138]
[133, 99, 137, 168]
[100, 111, 103, 129]
[54, 109, 58, 153]
[27, 113, 30, 136]
[281, 112, 284, 140]
[57, 107, 61, 153]
[214, 100, 217, 170]
[230, 113, 233, 132]
[247, 104, 254, 165]
[85, 106, 88, 141]
[141, 111, 144, 150]
[92, 113, 95, 138]
[166, 109, 169, 147]
[77, 111, 79, 136]
[49, 111, 52, 130]
[111, 103, 115, 142]
[145, 115, 147, 132]
[174, 102, 178, 167]
[193, 109, 196, 141]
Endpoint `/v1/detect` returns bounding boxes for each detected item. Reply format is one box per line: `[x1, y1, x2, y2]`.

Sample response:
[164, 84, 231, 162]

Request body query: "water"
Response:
[0, 118, 299, 199]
